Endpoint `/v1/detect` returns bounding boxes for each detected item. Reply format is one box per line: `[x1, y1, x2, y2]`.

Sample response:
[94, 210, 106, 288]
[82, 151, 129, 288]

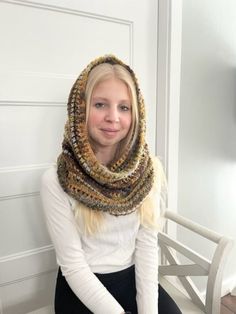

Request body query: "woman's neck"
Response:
[95, 146, 117, 166]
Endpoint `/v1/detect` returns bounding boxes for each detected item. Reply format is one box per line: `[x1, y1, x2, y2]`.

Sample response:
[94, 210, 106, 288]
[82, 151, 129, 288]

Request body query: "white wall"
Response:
[178, 0, 236, 294]
[0, 1, 159, 313]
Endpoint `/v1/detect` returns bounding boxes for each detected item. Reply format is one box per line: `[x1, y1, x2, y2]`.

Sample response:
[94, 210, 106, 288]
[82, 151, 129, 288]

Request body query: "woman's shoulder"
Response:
[41, 165, 58, 187]
[151, 155, 164, 174]
[41, 166, 76, 207]
[41, 165, 65, 198]
[150, 155, 166, 192]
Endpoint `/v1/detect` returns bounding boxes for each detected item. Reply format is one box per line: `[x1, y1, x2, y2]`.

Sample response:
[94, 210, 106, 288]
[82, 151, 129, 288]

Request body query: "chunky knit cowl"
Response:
[57, 55, 154, 216]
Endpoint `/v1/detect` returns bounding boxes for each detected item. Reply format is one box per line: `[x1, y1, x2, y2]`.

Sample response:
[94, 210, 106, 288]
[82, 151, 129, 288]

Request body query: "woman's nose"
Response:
[105, 107, 119, 122]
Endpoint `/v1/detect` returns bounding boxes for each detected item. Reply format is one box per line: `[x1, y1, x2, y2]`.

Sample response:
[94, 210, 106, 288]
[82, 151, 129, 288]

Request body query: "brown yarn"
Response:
[57, 55, 154, 216]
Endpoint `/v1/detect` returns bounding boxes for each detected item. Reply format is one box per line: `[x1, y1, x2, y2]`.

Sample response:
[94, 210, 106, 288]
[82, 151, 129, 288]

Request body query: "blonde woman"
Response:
[41, 55, 181, 314]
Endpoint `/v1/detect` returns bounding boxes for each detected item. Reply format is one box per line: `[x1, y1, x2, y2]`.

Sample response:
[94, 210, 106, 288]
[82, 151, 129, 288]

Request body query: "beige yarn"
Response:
[57, 55, 154, 216]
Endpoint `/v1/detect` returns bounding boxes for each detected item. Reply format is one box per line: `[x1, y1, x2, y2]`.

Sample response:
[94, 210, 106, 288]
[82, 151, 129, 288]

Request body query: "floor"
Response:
[221, 294, 236, 314]
[160, 276, 236, 314]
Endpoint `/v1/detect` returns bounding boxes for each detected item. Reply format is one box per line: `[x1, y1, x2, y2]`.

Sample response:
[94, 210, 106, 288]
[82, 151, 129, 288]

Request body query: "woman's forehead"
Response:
[92, 78, 130, 98]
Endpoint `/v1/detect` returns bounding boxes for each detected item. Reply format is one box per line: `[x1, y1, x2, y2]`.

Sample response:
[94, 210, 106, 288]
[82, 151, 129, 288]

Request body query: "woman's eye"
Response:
[120, 104, 130, 111]
[94, 102, 105, 108]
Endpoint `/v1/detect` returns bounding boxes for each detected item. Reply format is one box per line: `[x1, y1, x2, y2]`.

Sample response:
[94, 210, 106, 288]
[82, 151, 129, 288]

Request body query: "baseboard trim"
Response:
[221, 275, 236, 296]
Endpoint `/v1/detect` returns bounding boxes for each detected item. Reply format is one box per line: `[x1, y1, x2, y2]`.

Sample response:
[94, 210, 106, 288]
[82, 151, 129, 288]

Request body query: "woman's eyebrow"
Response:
[92, 97, 108, 102]
[119, 100, 131, 103]
[92, 97, 130, 103]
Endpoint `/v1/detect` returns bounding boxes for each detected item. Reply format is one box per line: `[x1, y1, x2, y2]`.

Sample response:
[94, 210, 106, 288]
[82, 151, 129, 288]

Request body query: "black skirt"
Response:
[55, 266, 181, 314]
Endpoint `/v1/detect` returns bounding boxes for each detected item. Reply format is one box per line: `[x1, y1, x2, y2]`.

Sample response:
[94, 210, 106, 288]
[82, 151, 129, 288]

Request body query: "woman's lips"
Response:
[100, 128, 119, 137]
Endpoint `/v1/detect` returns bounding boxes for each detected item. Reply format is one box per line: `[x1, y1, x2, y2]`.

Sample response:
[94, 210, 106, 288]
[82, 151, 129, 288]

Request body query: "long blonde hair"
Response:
[74, 63, 165, 235]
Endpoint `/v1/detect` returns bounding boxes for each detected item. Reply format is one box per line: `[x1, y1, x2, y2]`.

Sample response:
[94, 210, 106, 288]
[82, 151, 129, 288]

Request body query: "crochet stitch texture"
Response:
[57, 55, 154, 216]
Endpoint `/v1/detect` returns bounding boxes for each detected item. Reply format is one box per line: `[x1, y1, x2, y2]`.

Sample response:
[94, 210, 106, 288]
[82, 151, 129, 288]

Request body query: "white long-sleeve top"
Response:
[40, 157, 162, 314]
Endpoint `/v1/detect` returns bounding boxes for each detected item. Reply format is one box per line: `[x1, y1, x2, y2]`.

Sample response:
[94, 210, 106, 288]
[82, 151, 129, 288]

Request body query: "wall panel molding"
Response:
[0, 245, 56, 286]
[0, 0, 133, 65]
[0, 192, 39, 202]
[0, 163, 53, 200]
[0, 0, 133, 25]
[0, 0, 134, 103]
[0, 245, 56, 313]
[0, 100, 66, 107]
[0, 163, 53, 173]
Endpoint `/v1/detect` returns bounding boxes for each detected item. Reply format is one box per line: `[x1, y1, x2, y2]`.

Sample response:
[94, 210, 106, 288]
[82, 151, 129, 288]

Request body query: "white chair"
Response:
[158, 210, 234, 314]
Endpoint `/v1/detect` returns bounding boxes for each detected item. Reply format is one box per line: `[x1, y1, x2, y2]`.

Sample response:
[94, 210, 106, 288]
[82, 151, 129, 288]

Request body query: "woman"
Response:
[41, 55, 181, 314]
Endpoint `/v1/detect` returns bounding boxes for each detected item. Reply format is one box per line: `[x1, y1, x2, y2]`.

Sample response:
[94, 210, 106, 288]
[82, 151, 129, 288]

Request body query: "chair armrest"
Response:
[158, 210, 234, 314]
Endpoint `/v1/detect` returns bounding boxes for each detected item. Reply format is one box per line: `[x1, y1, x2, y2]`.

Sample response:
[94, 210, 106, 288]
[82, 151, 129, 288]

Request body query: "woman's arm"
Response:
[40, 167, 124, 314]
[134, 156, 164, 314]
[135, 224, 159, 314]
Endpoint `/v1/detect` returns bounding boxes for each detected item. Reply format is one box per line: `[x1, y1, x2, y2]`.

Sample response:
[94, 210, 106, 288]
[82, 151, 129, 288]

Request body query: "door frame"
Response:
[156, 0, 182, 222]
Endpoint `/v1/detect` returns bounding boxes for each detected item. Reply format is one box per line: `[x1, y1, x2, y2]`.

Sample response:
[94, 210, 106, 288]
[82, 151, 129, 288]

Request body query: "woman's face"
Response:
[87, 77, 132, 155]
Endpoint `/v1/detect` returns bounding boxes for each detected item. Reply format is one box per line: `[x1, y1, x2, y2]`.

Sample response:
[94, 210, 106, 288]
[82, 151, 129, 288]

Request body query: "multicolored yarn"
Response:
[57, 55, 154, 216]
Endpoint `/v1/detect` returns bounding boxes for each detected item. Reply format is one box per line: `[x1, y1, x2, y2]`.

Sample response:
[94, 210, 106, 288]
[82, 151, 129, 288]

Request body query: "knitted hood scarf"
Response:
[57, 55, 154, 216]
